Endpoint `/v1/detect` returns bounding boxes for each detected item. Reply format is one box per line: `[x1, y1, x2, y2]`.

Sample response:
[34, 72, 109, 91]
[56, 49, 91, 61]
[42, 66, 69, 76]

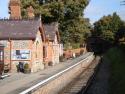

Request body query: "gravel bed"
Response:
[59, 56, 100, 94]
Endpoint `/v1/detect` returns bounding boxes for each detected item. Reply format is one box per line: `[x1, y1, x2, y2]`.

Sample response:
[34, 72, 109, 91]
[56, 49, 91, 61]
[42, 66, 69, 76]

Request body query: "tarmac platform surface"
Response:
[0, 52, 92, 94]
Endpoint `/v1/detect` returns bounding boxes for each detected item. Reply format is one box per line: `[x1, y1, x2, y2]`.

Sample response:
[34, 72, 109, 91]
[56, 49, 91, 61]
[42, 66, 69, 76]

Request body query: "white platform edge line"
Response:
[20, 53, 94, 94]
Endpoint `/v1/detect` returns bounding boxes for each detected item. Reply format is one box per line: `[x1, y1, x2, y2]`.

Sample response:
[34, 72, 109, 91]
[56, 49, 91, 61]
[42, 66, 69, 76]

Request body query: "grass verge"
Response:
[103, 46, 125, 94]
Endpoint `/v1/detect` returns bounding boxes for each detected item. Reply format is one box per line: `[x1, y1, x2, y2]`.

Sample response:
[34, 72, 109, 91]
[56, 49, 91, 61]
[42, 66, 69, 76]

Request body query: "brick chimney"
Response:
[27, 6, 35, 19]
[9, 0, 21, 19]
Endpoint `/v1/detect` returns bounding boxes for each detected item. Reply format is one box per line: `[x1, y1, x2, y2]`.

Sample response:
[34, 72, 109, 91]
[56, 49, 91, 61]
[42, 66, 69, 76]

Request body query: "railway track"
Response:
[59, 56, 101, 94]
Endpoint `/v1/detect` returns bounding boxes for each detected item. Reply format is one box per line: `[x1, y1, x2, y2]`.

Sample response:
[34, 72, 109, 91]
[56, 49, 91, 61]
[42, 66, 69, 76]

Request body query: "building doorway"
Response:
[0, 44, 4, 75]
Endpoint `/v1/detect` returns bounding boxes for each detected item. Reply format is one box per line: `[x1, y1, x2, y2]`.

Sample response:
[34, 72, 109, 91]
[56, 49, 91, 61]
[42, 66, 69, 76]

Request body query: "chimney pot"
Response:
[27, 6, 35, 19]
[9, 0, 21, 19]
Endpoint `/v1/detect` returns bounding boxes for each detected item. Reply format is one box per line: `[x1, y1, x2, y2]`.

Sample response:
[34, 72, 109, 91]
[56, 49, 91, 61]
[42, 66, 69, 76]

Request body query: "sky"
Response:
[0, 0, 125, 24]
[84, 0, 125, 24]
[0, 0, 9, 19]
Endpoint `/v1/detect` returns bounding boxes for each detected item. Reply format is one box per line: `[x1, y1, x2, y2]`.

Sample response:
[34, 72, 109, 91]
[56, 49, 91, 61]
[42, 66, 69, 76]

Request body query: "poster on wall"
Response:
[12, 50, 30, 60]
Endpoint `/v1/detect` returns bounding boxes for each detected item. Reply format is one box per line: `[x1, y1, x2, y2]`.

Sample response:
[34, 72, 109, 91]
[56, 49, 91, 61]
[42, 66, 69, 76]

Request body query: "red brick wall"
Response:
[9, 4, 21, 19]
[43, 42, 53, 64]
[64, 48, 86, 59]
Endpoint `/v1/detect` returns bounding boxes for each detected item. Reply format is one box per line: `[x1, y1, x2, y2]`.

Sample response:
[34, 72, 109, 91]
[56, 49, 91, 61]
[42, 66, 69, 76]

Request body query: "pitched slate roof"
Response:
[0, 19, 40, 40]
[44, 23, 58, 41]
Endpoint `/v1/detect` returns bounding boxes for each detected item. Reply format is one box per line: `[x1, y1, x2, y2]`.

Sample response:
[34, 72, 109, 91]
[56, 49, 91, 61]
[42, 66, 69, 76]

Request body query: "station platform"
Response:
[0, 52, 93, 94]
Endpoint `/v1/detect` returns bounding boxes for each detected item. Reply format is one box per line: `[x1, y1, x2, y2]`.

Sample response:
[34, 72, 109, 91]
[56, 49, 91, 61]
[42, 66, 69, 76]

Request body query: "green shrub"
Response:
[103, 46, 125, 94]
[24, 63, 31, 73]
[64, 43, 80, 50]
[24, 63, 29, 70]
[71, 43, 80, 49]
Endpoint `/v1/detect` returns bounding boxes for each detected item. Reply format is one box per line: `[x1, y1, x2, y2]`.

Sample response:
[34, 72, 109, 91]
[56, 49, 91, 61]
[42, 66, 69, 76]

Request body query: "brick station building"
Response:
[0, 18, 46, 73]
[44, 23, 63, 66]
[0, 0, 63, 74]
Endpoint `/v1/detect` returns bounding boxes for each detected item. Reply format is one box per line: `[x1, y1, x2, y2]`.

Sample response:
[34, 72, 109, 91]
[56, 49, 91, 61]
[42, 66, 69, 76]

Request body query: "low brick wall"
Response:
[64, 48, 86, 59]
[31, 55, 94, 94]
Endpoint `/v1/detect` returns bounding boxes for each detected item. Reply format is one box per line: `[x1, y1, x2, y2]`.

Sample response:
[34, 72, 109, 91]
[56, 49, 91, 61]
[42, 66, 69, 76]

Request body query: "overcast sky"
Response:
[0, 0, 125, 24]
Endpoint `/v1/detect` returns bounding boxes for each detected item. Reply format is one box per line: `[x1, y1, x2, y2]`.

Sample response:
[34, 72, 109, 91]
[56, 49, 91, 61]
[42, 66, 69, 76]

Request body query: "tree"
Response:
[116, 21, 125, 43]
[59, 0, 91, 47]
[21, 0, 91, 49]
[21, 0, 40, 18]
[93, 12, 123, 43]
[21, 0, 64, 22]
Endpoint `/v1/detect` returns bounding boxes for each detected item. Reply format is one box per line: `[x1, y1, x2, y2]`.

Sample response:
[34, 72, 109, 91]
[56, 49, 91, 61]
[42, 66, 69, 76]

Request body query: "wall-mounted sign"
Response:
[12, 50, 31, 60]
